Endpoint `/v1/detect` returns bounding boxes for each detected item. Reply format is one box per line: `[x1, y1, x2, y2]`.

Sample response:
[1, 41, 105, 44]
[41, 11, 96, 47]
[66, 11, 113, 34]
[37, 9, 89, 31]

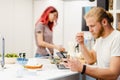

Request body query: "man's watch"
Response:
[81, 64, 86, 74]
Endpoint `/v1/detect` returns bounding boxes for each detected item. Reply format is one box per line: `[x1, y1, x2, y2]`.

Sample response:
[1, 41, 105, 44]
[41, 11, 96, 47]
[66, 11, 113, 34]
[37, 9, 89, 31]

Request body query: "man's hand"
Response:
[63, 58, 83, 72]
[76, 32, 84, 45]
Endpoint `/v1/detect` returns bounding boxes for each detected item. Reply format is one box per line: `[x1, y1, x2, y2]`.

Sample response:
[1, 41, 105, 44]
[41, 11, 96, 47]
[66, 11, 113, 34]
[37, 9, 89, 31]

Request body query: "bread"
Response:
[24, 64, 43, 69]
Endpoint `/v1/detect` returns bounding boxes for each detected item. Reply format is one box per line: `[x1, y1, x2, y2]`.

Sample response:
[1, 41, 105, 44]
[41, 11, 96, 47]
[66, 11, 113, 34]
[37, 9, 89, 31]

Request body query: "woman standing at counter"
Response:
[35, 6, 65, 57]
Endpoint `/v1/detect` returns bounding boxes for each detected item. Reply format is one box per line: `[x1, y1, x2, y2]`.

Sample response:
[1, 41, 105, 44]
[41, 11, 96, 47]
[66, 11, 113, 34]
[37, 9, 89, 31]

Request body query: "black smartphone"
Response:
[56, 64, 69, 69]
[56, 52, 67, 58]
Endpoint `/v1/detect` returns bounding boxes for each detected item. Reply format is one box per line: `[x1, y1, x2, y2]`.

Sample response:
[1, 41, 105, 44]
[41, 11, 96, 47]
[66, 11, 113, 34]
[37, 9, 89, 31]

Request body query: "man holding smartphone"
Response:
[64, 7, 120, 80]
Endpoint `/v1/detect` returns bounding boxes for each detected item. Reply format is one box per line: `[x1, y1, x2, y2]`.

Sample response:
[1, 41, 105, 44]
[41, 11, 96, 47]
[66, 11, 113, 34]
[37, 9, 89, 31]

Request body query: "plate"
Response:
[5, 58, 16, 64]
[26, 68, 42, 71]
[24, 64, 43, 71]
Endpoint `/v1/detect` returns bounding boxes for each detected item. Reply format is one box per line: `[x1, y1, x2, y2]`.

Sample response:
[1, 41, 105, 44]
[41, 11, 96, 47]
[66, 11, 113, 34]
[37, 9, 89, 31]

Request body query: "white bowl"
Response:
[5, 58, 17, 64]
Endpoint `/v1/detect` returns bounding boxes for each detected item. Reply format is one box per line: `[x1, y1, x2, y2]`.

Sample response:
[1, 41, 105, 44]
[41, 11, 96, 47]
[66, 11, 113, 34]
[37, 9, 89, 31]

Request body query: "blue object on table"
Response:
[17, 58, 28, 66]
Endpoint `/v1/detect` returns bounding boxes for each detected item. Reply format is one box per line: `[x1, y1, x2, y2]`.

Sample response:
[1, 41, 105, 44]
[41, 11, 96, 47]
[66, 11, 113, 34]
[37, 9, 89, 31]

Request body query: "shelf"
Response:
[109, 0, 113, 10]
[109, 10, 113, 13]
[116, 0, 120, 29]
[116, 13, 120, 30]
[116, 10, 120, 13]
[116, 0, 120, 10]
[108, 0, 120, 29]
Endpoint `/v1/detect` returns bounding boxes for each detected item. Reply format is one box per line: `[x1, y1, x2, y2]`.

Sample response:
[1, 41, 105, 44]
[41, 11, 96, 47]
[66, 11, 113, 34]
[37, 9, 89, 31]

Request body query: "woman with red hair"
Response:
[35, 6, 65, 58]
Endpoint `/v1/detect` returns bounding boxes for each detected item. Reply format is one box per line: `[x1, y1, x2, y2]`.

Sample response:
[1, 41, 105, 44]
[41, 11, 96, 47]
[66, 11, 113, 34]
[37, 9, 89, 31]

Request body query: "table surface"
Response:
[0, 58, 79, 80]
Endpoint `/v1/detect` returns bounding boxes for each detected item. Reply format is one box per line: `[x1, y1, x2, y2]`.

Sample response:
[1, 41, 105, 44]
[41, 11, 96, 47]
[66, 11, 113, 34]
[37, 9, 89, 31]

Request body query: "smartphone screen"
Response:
[56, 64, 69, 69]
[56, 52, 67, 58]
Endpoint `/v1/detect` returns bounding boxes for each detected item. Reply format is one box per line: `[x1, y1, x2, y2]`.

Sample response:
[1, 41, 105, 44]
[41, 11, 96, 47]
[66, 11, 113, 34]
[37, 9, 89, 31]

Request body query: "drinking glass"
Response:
[16, 58, 28, 77]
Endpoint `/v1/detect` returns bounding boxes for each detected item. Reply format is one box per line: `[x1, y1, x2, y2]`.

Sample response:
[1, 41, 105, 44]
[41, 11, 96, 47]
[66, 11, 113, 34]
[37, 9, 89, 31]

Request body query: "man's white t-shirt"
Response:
[94, 30, 120, 80]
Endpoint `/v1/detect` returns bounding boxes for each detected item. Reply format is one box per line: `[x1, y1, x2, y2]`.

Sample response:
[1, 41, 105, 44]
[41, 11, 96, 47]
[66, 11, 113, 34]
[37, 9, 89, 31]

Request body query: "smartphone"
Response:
[56, 64, 69, 69]
[56, 52, 67, 58]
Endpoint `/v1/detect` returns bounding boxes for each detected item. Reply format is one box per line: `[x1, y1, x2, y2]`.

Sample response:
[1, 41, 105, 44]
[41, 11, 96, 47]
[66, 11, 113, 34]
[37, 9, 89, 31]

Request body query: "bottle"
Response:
[84, 34, 92, 50]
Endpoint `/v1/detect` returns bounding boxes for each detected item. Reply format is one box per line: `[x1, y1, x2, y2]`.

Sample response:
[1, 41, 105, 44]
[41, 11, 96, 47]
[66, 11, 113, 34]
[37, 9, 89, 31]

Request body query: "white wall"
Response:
[0, 0, 96, 57]
[0, 0, 33, 57]
[63, 0, 97, 50]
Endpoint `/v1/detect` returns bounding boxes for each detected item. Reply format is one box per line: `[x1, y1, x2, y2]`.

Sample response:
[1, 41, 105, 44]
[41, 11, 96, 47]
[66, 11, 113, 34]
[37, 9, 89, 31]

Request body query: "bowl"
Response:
[17, 58, 28, 65]
[5, 58, 17, 64]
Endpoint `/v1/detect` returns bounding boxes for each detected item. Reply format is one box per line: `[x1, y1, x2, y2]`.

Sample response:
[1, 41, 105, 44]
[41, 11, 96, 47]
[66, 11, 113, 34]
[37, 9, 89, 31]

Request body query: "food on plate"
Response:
[50, 57, 62, 64]
[24, 64, 43, 69]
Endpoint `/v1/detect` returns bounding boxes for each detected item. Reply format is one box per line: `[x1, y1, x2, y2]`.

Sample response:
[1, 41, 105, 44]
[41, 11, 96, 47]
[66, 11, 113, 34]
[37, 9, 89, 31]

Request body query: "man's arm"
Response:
[80, 44, 96, 64]
[76, 32, 96, 64]
[36, 33, 65, 52]
[69, 56, 120, 80]
[85, 56, 120, 79]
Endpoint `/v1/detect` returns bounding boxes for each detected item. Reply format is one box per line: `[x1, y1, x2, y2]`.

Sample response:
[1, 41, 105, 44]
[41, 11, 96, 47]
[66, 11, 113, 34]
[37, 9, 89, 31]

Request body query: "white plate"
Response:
[25, 68, 42, 72]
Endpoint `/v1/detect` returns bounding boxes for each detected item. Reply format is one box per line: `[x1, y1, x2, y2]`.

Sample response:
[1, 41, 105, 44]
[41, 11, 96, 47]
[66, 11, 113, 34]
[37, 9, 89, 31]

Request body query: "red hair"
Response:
[35, 6, 58, 31]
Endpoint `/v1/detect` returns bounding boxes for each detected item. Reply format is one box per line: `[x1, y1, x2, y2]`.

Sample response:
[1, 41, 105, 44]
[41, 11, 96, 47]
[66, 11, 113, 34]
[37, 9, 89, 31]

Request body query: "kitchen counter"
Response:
[0, 58, 80, 80]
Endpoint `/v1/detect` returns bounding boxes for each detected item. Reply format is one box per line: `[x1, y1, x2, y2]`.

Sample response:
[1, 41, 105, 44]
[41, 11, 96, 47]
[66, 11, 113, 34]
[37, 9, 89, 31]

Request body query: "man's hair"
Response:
[84, 7, 113, 24]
